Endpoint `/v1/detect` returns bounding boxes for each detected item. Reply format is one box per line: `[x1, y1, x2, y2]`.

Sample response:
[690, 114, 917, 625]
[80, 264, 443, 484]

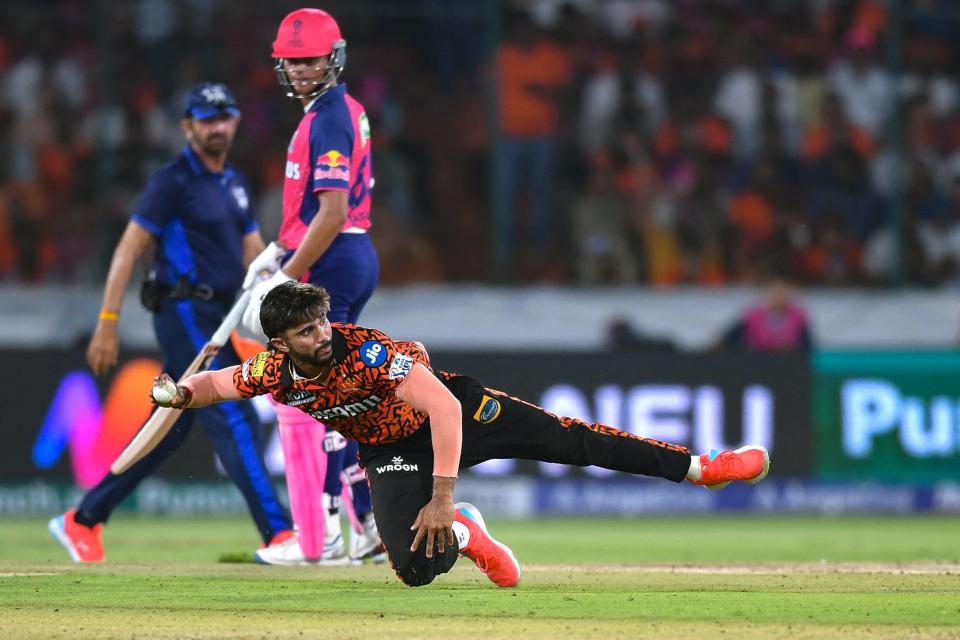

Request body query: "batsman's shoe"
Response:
[260, 529, 295, 549]
[254, 534, 309, 566]
[689, 445, 770, 491]
[350, 512, 385, 561]
[454, 502, 520, 588]
[48, 509, 104, 562]
[254, 533, 355, 566]
[320, 533, 355, 566]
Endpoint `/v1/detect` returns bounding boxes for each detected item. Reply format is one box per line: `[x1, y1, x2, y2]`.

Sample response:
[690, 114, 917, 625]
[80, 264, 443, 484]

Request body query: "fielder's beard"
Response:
[290, 341, 334, 371]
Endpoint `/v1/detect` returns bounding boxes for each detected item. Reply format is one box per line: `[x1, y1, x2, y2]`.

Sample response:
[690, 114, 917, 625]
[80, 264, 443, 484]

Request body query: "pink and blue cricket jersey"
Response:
[279, 82, 379, 325]
[280, 83, 373, 246]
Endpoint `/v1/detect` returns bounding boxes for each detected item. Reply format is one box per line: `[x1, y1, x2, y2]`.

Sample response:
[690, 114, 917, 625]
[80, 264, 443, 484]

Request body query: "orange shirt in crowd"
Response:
[497, 40, 571, 137]
[730, 192, 774, 239]
[802, 124, 875, 159]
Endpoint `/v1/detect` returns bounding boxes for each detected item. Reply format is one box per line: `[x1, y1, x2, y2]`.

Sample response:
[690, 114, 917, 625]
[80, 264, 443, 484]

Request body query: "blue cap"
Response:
[184, 82, 241, 120]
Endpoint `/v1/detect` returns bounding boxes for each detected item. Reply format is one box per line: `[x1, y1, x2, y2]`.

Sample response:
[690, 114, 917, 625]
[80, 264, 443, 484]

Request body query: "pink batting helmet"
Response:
[272, 8, 347, 99]
[272, 8, 343, 58]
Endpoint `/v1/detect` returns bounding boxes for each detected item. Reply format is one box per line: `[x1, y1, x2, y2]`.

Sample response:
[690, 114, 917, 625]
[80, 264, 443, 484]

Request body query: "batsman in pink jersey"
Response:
[241, 7, 382, 566]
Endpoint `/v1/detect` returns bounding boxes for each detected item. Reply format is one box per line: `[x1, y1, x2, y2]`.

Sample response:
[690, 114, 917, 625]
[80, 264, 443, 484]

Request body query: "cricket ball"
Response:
[152, 379, 179, 404]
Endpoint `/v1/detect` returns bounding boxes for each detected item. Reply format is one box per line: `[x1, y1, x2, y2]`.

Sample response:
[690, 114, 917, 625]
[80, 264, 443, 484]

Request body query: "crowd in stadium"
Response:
[1, 0, 960, 287]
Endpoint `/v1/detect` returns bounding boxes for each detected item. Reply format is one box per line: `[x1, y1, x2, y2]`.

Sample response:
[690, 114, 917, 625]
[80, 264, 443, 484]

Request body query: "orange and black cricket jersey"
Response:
[232, 324, 432, 445]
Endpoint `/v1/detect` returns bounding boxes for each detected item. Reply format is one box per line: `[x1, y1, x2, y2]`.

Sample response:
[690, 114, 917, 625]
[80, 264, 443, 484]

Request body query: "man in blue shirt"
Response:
[48, 83, 293, 562]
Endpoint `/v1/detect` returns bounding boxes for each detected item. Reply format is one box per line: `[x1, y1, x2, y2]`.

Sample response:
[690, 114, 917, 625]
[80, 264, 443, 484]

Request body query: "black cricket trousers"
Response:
[358, 374, 692, 587]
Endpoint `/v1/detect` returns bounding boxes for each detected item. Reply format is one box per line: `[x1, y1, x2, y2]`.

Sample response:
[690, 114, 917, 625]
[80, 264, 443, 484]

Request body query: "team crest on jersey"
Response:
[359, 112, 370, 146]
[231, 186, 248, 210]
[359, 340, 387, 367]
[474, 395, 501, 424]
[314, 150, 350, 182]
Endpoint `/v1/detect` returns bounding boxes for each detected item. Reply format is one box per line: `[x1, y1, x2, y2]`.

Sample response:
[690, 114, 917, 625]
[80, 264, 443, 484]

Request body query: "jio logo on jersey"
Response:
[359, 340, 387, 367]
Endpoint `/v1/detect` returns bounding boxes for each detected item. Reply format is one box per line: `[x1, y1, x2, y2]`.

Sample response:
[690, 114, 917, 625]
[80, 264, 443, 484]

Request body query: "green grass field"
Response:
[1, 516, 959, 639]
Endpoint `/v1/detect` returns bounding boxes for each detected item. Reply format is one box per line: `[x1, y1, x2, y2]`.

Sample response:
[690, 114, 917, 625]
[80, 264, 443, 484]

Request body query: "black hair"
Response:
[260, 281, 331, 338]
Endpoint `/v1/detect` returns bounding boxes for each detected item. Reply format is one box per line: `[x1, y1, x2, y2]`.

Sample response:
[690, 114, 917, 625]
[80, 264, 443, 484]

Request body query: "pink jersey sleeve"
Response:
[395, 363, 462, 477]
[181, 367, 245, 408]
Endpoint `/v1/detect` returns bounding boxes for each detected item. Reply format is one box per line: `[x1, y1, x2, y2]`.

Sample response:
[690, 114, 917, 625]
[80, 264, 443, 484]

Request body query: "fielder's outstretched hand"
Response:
[148, 373, 191, 409]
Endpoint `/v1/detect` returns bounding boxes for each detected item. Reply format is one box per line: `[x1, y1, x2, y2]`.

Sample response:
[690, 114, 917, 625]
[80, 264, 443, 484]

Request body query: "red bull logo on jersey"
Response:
[314, 149, 350, 181]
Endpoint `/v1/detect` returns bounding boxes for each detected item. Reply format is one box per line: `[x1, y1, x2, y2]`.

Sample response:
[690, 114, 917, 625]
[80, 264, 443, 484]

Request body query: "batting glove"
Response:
[242, 241, 286, 290]
[241, 269, 296, 337]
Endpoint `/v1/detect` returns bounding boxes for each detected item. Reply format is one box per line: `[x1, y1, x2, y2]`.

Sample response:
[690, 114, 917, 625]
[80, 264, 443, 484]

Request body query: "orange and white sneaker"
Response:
[689, 445, 770, 491]
[260, 529, 296, 550]
[454, 502, 520, 588]
[48, 509, 105, 562]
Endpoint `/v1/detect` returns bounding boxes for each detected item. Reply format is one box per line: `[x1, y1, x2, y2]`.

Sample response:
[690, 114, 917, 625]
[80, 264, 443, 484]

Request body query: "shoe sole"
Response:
[454, 502, 521, 587]
[253, 551, 312, 566]
[253, 554, 356, 567]
[48, 516, 81, 562]
[705, 445, 771, 491]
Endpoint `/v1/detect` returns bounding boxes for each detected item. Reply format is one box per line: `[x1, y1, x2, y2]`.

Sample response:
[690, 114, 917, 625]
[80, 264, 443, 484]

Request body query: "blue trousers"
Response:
[305, 232, 378, 516]
[77, 297, 291, 543]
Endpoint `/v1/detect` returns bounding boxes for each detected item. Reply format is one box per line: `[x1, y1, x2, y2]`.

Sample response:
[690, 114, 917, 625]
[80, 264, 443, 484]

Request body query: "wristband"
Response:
[178, 385, 193, 408]
[99, 310, 120, 321]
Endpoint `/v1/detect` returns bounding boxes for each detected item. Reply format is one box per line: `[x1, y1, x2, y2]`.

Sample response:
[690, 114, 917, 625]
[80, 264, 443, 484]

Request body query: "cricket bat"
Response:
[109, 289, 253, 475]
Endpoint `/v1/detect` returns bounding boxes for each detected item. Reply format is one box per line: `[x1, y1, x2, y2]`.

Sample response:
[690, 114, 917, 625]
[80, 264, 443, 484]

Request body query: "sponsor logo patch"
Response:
[285, 389, 316, 407]
[250, 352, 270, 377]
[359, 340, 387, 367]
[314, 149, 350, 182]
[375, 456, 419, 474]
[285, 160, 301, 180]
[308, 394, 382, 421]
[388, 354, 413, 380]
[359, 112, 371, 146]
[473, 395, 501, 424]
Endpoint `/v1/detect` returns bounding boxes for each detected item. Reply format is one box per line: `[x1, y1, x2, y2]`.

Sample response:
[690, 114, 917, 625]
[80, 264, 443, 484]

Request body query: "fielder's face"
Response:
[277, 313, 334, 370]
[282, 56, 330, 96]
[185, 113, 240, 156]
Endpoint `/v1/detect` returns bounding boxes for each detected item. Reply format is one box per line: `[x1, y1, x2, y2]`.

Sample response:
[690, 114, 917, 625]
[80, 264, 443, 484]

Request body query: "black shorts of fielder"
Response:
[358, 375, 692, 587]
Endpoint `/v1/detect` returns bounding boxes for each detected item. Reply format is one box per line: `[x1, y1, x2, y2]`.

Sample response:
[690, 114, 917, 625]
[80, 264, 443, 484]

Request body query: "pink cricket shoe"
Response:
[688, 445, 771, 490]
[48, 508, 105, 562]
[454, 502, 520, 587]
